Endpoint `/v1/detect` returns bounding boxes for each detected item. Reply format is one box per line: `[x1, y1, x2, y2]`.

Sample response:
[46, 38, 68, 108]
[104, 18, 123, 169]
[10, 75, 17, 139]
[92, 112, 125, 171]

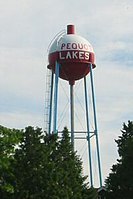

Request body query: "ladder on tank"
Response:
[44, 30, 65, 134]
[44, 68, 53, 133]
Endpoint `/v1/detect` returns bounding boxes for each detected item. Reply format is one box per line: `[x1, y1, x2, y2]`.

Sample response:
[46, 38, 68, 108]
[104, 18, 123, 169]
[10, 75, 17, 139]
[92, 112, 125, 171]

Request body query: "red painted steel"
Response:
[48, 25, 96, 85]
[67, 24, 75, 34]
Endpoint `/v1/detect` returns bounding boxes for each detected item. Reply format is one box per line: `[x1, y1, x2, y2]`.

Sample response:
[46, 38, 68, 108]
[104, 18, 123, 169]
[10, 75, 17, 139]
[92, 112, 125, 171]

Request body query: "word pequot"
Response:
[60, 42, 91, 51]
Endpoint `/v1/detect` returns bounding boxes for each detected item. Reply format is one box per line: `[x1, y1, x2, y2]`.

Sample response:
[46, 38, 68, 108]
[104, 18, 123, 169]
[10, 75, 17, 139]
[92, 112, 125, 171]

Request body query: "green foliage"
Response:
[0, 125, 22, 197]
[0, 125, 96, 199]
[54, 127, 87, 199]
[82, 187, 98, 199]
[13, 126, 47, 198]
[105, 121, 133, 199]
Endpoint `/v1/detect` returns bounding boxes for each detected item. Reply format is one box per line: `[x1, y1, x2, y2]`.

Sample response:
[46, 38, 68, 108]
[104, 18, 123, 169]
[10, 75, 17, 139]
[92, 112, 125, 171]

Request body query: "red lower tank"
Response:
[48, 25, 96, 85]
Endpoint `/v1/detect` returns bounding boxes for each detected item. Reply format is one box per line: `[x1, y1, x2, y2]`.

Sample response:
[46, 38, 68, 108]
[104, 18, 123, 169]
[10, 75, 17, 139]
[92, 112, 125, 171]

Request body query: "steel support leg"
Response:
[90, 64, 102, 187]
[70, 84, 74, 147]
[84, 76, 93, 187]
[48, 71, 54, 134]
[53, 62, 59, 133]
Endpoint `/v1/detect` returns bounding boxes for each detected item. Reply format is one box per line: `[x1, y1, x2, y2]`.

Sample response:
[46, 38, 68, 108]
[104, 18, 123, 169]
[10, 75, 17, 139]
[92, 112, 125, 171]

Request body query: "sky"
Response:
[0, 0, 133, 187]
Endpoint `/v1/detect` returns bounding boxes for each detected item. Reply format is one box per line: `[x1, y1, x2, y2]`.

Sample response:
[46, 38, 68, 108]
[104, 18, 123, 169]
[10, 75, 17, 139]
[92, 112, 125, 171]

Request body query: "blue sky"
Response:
[0, 0, 133, 186]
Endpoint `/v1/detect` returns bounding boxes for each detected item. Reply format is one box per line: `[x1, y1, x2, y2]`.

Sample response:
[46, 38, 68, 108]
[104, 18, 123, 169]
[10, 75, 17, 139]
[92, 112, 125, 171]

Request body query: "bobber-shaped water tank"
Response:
[48, 25, 96, 85]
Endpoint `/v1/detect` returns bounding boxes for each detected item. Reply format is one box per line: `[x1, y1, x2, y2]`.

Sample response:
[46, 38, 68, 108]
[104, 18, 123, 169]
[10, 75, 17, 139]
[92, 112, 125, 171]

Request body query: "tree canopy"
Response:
[0, 125, 96, 199]
[0, 125, 22, 197]
[105, 121, 133, 199]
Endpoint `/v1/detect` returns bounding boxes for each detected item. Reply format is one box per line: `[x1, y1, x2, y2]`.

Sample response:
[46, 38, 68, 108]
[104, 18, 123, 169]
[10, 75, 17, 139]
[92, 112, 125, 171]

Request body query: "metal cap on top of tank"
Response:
[67, 24, 75, 34]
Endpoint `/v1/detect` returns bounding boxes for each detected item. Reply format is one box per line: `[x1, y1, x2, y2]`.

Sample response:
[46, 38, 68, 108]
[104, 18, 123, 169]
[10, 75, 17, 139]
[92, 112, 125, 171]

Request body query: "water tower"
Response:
[45, 25, 102, 187]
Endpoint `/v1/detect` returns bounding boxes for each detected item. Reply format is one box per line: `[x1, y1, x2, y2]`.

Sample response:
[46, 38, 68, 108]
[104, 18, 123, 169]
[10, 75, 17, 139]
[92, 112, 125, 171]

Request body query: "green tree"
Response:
[54, 127, 97, 199]
[56, 127, 86, 199]
[0, 125, 96, 199]
[13, 126, 58, 199]
[82, 187, 98, 199]
[0, 125, 22, 198]
[105, 121, 133, 199]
